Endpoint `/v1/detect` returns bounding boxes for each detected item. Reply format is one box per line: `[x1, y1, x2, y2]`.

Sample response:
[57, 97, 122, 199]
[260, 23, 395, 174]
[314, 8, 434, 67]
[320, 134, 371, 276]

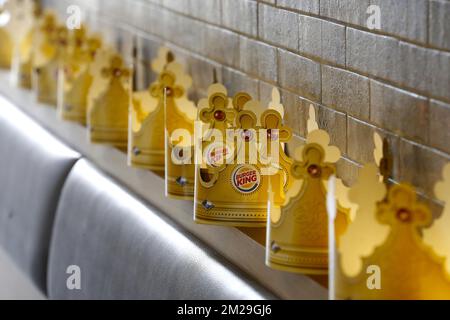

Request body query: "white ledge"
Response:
[0, 70, 327, 300]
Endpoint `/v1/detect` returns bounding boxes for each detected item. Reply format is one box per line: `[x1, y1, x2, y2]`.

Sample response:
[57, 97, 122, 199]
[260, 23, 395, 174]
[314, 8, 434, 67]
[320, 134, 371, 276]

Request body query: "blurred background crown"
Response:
[128, 48, 193, 174]
[267, 105, 351, 276]
[57, 27, 102, 124]
[194, 86, 292, 228]
[330, 133, 450, 299]
[7, 0, 37, 89]
[87, 51, 131, 150]
[162, 60, 197, 200]
[32, 15, 67, 106]
[0, 0, 35, 68]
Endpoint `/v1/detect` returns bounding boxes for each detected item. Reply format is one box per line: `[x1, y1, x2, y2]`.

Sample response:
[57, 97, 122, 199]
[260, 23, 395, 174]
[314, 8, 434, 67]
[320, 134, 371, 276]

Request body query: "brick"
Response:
[370, 81, 429, 144]
[398, 139, 450, 198]
[299, 15, 322, 59]
[221, 67, 259, 98]
[347, 116, 400, 173]
[346, 28, 401, 84]
[203, 25, 240, 67]
[397, 42, 434, 95]
[429, 50, 450, 102]
[188, 0, 221, 24]
[429, 100, 450, 154]
[320, 19, 346, 66]
[371, 0, 427, 43]
[222, 0, 257, 36]
[258, 4, 299, 51]
[278, 49, 321, 102]
[165, 15, 207, 54]
[298, 15, 345, 66]
[322, 65, 370, 120]
[320, 0, 370, 26]
[429, 0, 450, 50]
[240, 37, 277, 83]
[278, 0, 319, 14]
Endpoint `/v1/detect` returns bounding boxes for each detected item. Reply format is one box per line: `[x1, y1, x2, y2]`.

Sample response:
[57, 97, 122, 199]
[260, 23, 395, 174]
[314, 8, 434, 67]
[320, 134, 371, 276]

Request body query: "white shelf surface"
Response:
[0, 70, 327, 300]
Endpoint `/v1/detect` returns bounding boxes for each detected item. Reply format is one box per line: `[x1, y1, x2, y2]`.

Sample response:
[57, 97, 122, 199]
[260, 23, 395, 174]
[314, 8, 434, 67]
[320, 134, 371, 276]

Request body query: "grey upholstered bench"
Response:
[47, 160, 274, 299]
[0, 97, 80, 294]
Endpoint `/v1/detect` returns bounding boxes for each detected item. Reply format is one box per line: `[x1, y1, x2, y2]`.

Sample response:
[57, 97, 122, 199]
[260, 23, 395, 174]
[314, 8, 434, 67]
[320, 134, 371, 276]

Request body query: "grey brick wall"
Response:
[44, 0, 450, 214]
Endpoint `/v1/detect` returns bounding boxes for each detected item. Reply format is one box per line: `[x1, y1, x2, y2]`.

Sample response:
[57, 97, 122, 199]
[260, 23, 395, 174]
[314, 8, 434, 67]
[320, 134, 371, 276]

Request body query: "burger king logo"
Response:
[231, 165, 261, 194]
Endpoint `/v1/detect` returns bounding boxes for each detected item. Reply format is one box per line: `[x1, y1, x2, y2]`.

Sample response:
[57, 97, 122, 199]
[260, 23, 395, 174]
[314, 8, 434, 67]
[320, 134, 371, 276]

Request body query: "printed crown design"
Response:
[267, 105, 351, 275]
[87, 51, 131, 149]
[0, 0, 35, 68]
[129, 48, 194, 175]
[194, 85, 292, 228]
[330, 133, 450, 299]
[58, 27, 102, 124]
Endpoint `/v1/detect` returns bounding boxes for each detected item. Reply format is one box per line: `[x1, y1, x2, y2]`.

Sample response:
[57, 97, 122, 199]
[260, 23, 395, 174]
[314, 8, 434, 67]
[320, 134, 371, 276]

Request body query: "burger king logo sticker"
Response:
[232, 165, 261, 194]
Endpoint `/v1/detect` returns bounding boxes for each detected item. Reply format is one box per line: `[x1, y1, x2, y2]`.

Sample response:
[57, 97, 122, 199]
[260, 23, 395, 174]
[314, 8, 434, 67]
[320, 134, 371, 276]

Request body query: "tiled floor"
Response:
[0, 247, 45, 300]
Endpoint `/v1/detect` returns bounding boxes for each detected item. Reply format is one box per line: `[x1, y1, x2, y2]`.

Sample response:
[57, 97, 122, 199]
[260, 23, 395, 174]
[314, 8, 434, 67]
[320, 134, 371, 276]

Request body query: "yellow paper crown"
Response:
[128, 48, 192, 173]
[330, 133, 450, 299]
[0, 3, 12, 68]
[266, 105, 351, 275]
[194, 86, 292, 227]
[163, 63, 197, 199]
[32, 18, 68, 106]
[87, 52, 131, 149]
[57, 28, 102, 124]
[8, 0, 36, 88]
[0, 0, 34, 68]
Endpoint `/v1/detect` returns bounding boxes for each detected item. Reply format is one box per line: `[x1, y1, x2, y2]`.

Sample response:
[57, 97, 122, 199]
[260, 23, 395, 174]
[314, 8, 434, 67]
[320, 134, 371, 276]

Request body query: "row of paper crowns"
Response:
[1, 1, 450, 300]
